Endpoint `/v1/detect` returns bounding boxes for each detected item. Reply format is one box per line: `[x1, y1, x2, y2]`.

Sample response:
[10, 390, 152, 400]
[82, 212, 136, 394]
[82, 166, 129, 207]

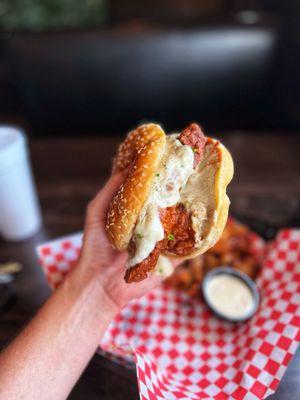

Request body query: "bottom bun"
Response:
[163, 139, 234, 261]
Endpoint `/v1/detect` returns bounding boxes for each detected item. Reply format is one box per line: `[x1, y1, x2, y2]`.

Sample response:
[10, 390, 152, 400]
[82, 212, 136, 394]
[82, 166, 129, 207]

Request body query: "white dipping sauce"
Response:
[206, 274, 254, 319]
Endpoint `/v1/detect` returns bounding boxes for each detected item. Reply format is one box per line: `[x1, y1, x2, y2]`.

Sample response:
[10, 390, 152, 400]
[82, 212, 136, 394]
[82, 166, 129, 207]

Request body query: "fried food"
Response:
[165, 219, 260, 297]
[125, 204, 196, 282]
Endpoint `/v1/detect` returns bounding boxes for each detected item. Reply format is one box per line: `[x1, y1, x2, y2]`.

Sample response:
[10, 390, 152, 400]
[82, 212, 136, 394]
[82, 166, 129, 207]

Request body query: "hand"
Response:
[0, 171, 181, 400]
[79, 171, 180, 311]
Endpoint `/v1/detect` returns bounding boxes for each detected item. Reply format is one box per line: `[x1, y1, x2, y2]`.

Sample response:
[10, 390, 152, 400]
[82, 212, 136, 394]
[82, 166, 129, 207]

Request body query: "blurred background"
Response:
[1, 3, 300, 399]
[0, 0, 300, 136]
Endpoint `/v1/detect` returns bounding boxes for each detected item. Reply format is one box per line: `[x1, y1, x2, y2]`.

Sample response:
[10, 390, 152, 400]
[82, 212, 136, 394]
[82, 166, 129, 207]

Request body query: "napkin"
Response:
[37, 229, 300, 399]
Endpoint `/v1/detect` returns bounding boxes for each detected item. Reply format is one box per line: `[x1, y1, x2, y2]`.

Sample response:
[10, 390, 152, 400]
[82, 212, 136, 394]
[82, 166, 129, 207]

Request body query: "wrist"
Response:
[67, 261, 120, 323]
[98, 283, 121, 319]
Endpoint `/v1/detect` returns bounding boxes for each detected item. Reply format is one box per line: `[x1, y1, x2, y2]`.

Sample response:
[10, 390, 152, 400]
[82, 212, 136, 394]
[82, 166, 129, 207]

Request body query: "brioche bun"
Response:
[106, 124, 166, 249]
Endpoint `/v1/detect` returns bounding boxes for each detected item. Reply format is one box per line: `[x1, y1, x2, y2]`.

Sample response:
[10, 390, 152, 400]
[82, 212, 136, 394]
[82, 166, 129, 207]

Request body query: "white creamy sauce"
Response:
[154, 255, 174, 277]
[127, 135, 194, 268]
[206, 274, 254, 319]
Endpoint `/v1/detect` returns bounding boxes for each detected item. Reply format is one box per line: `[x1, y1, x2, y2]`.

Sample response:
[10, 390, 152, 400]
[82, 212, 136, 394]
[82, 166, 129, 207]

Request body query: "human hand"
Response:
[79, 171, 180, 311]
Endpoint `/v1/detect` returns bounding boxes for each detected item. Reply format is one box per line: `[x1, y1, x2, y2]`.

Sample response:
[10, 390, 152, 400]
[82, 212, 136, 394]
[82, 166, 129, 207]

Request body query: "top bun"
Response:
[106, 124, 166, 249]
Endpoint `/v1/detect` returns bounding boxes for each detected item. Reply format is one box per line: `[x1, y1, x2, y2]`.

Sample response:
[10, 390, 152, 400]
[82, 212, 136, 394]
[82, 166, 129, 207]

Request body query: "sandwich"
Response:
[106, 123, 234, 283]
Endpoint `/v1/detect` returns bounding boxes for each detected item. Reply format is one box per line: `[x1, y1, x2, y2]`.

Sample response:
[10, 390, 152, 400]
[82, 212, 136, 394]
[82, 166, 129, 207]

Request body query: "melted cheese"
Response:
[127, 135, 194, 268]
[154, 255, 174, 277]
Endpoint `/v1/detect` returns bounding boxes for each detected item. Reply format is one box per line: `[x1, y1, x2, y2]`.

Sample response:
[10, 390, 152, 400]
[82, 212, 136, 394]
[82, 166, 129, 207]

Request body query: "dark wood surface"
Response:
[0, 132, 300, 399]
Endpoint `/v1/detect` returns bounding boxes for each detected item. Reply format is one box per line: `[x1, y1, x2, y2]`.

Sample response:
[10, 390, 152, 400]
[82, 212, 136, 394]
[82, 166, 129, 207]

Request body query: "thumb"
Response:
[86, 168, 129, 226]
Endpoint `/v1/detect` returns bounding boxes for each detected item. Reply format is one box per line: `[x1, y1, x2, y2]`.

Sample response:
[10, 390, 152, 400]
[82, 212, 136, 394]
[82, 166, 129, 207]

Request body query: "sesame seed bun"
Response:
[106, 123, 166, 249]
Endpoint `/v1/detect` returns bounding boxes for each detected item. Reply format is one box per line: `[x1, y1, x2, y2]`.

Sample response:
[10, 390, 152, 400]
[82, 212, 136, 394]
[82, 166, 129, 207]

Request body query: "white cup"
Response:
[0, 126, 42, 241]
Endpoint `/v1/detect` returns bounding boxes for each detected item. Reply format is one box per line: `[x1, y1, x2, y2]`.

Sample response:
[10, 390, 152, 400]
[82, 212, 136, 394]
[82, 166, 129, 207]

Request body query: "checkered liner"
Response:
[37, 229, 300, 400]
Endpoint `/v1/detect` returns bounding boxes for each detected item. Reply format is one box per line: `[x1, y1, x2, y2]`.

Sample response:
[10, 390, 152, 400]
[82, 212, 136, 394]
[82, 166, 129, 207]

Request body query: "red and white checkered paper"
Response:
[37, 229, 300, 400]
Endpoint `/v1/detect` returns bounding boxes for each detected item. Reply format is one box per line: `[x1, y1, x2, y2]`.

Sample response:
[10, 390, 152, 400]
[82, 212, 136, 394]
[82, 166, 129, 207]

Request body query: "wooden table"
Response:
[0, 132, 300, 399]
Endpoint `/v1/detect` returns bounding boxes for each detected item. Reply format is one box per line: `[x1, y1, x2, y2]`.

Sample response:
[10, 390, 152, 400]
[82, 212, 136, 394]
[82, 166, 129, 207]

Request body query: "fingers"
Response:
[86, 169, 128, 225]
[171, 258, 183, 269]
[96, 170, 127, 211]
